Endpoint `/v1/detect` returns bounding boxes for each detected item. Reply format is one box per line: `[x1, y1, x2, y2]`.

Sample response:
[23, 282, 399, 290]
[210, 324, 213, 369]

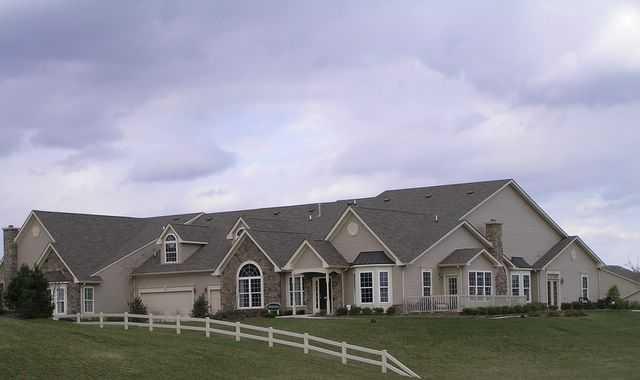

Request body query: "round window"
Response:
[347, 222, 359, 236]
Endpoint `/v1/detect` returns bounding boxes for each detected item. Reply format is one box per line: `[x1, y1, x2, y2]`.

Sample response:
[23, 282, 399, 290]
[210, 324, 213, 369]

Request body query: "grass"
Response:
[1, 311, 639, 379]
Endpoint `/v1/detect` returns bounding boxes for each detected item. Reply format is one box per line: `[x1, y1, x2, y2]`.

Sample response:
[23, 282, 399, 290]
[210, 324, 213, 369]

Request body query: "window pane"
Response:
[251, 293, 262, 307]
[469, 272, 476, 286]
[477, 273, 484, 287]
[250, 278, 261, 293]
[484, 272, 492, 286]
[239, 279, 249, 293]
[360, 272, 372, 287]
[361, 288, 373, 303]
[380, 288, 389, 303]
[239, 293, 250, 308]
[379, 272, 389, 287]
[523, 275, 530, 288]
[469, 287, 476, 296]
[239, 264, 260, 278]
[423, 272, 431, 287]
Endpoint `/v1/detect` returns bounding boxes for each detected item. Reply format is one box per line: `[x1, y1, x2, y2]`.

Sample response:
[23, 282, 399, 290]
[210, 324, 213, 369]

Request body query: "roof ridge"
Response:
[377, 178, 513, 195]
[249, 229, 310, 236]
[355, 206, 427, 216]
[34, 210, 142, 220]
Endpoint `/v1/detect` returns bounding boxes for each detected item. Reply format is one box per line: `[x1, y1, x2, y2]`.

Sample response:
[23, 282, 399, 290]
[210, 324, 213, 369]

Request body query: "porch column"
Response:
[292, 273, 297, 315]
[325, 272, 331, 315]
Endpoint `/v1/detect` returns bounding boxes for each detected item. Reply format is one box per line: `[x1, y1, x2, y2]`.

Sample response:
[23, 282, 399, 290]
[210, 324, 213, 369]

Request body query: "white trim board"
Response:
[324, 207, 402, 265]
[35, 243, 80, 283]
[13, 211, 56, 244]
[284, 240, 329, 270]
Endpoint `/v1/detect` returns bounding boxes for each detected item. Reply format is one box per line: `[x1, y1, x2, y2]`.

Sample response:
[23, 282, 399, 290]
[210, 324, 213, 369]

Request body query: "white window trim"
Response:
[237, 261, 264, 310]
[49, 284, 67, 316]
[354, 268, 393, 306]
[580, 274, 589, 300]
[81, 286, 95, 314]
[468, 271, 492, 296]
[287, 275, 305, 307]
[164, 234, 178, 264]
[378, 270, 391, 304]
[421, 270, 432, 297]
[511, 272, 531, 303]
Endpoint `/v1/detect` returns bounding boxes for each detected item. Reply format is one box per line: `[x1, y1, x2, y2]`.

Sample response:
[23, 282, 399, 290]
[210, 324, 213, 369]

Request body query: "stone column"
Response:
[485, 220, 508, 296]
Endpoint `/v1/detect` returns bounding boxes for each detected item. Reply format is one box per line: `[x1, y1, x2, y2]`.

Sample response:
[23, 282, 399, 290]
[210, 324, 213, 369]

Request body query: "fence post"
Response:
[235, 322, 240, 342]
[205, 317, 210, 338]
[341, 342, 347, 364]
[99, 312, 104, 329]
[76, 312, 81, 323]
[176, 315, 181, 335]
[304, 333, 309, 354]
[124, 312, 129, 330]
[149, 313, 153, 332]
[381, 350, 388, 374]
[268, 327, 274, 348]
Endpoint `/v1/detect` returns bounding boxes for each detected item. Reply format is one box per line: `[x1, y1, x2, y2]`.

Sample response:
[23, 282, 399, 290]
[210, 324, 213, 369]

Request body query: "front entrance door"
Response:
[313, 278, 330, 314]
[445, 275, 458, 295]
[547, 279, 559, 309]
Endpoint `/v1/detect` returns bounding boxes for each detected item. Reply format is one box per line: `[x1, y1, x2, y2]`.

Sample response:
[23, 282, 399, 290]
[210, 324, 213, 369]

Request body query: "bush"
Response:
[191, 294, 209, 318]
[546, 310, 562, 317]
[348, 306, 361, 315]
[385, 306, 397, 315]
[335, 306, 348, 316]
[373, 307, 385, 315]
[5, 265, 53, 319]
[128, 296, 147, 322]
[0, 289, 4, 315]
[361, 307, 373, 315]
[461, 308, 477, 316]
[607, 285, 621, 302]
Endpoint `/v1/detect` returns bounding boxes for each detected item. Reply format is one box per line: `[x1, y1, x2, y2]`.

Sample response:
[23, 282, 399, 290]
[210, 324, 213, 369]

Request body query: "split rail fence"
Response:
[58, 312, 420, 378]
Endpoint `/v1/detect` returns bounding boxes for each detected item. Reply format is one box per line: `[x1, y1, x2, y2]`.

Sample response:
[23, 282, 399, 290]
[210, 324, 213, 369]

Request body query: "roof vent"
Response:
[173, 217, 180, 221]
[466, 191, 475, 195]
[383, 198, 390, 202]
[308, 207, 315, 213]
[434, 215, 439, 223]
[206, 217, 213, 222]
[425, 193, 432, 199]
[308, 215, 313, 221]
[273, 211, 280, 216]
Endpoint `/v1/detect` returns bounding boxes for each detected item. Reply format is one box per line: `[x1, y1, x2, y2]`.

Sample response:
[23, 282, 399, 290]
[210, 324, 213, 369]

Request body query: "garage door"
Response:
[140, 290, 193, 316]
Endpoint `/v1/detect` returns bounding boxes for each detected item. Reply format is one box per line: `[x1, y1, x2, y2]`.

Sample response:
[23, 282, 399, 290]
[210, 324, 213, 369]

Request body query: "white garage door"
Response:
[140, 290, 193, 316]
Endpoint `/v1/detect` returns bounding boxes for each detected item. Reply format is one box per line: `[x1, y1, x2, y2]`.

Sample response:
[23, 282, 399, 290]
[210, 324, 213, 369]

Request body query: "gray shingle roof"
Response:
[170, 224, 211, 243]
[352, 251, 394, 265]
[34, 179, 513, 276]
[439, 248, 485, 266]
[510, 256, 532, 269]
[533, 237, 577, 269]
[307, 240, 349, 267]
[604, 265, 640, 283]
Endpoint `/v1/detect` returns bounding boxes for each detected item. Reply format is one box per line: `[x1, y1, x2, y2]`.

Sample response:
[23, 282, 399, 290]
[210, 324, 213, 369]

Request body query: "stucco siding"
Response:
[330, 214, 386, 264]
[93, 243, 158, 313]
[17, 217, 52, 269]
[467, 185, 562, 264]
[405, 227, 484, 297]
[544, 242, 600, 303]
[598, 270, 640, 301]
[292, 246, 324, 269]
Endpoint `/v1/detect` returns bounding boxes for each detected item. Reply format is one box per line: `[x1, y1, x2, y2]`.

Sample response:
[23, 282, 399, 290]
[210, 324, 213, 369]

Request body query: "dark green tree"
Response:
[5, 265, 53, 319]
[191, 293, 209, 318]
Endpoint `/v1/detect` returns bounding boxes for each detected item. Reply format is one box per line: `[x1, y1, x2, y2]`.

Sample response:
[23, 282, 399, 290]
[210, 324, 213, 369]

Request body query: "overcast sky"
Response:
[1, 1, 639, 267]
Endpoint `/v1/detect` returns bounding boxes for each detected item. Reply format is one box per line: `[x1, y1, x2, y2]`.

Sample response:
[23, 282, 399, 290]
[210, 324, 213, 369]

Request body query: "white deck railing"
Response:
[57, 312, 420, 378]
[404, 295, 527, 313]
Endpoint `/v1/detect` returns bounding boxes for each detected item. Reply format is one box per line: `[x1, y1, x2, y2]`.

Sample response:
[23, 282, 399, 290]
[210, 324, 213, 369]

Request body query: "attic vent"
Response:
[383, 198, 390, 202]
[273, 211, 280, 216]
[434, 215, 439, 223]
[206, 217, 213, 222]
[425, 193, 433, 198]
[173, 217, 180, 221]
[308, 215, 313, 221]
[308, 207, 315, 213]
[466, 191, 475, 195]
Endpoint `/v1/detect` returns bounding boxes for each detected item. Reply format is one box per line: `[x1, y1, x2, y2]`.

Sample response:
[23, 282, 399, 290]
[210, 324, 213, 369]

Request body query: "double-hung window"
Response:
[422, 271, 432, 297]
[164, 234, 177, 263]
[359, 272, 373, 304]
[581, 274, 589, 300]
[83, 287, 95, 314]
[511, 272, 531, 302]
[469, 271, 492, 296]
[379, 271, 390, 303]
[511, 274, 520, 296]
[288, 276, 305, 306]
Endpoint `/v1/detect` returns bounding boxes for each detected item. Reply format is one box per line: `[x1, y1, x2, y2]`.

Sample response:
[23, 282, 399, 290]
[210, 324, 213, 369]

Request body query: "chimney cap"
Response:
[487, 219, 503, 225]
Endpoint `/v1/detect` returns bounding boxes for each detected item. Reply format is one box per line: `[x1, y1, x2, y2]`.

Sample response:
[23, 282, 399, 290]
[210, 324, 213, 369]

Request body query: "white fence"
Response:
[405, 295, 527, 313]
[58, 312, 420, 378]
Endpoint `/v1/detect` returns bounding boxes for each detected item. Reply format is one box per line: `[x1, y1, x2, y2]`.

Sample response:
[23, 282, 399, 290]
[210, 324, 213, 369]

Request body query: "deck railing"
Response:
[57, 312, 420, 378]
[404, 295, 527, 313]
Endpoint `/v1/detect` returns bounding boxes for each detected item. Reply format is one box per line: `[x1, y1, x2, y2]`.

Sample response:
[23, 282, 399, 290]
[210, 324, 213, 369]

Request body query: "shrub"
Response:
[476, 307, 488, 315]
[348, 306, 361, 315]
[461, 308, 477, 316]
[607, 285, 621, 302]
[191, 294, 209, 318]
[128, 296, 147, 322]
[373, 307, 385, 315]
[385, 306, 397, 315]
[5, 265, 53, 319]
[335, 306, 348, 316]
[0, 289, 4, 315]
[546, 310, 562, 317]
[361, 307, 373, 315]
[513, 304, 524, 314]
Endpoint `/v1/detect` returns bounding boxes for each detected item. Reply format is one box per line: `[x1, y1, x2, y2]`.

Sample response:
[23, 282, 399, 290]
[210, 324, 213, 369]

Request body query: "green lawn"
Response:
[1, 312, 639, 379]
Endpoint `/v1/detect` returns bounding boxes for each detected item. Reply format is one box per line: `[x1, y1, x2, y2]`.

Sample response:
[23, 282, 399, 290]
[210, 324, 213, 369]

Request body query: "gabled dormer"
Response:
[226, 217, 250, 240]
[156, 224, 209, 264]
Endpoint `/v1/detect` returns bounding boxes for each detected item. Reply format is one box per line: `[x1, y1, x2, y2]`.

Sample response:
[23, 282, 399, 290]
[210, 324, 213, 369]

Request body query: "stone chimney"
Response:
[2, 225, 19, 286]
[485, 220, 503, 262]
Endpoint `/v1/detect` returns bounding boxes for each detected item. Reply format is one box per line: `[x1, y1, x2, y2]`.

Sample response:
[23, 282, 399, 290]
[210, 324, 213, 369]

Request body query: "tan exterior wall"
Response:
[292, 246, 324, 269]
[330, 213, 386, 263]
[17, 217, 53, 269]
[467, 185, 562, 264]
[598, 270, 640, 300]
[543, 242, 600, 303]
[95, 243, 158, 313]
[405, 227, 484, 298]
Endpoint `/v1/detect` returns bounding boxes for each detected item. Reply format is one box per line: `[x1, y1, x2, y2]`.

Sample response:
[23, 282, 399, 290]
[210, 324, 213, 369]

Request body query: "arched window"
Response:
[165, 234, 177, 263]
[237, 262, 263, 309]
[235, 227, 245, 239]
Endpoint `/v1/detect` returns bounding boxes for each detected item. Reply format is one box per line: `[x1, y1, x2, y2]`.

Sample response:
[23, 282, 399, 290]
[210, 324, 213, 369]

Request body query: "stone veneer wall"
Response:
[220, 238, 282, 311]
[39, 249, 81, 314]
